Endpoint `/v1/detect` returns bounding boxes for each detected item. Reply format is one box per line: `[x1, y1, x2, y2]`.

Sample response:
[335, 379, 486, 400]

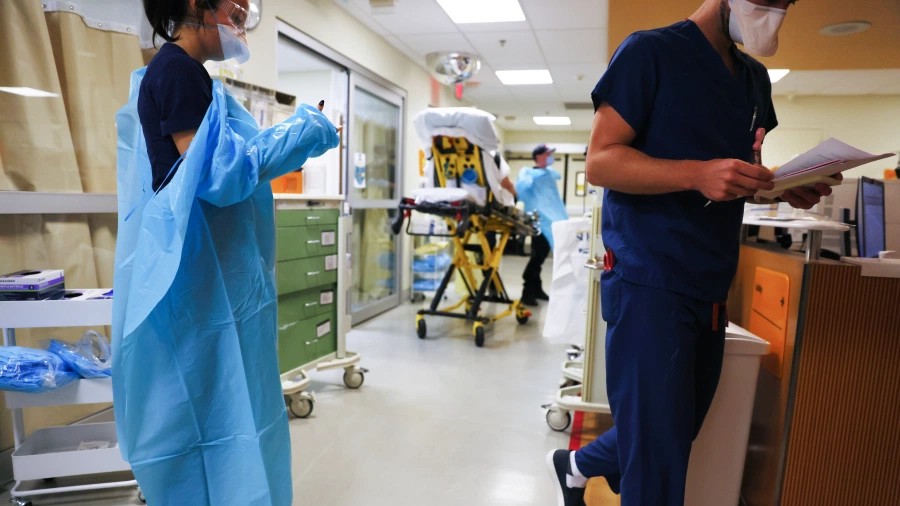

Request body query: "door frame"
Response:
[277, 20, 406, 324]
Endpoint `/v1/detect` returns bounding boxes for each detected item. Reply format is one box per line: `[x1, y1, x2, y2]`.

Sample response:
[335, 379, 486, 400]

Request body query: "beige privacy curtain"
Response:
[44, 9, 144, 288]
[0, 0, 144, 450]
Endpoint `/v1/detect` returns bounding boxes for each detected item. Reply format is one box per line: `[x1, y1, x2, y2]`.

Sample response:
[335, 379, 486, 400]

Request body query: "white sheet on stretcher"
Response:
[413, 187, 482, 206]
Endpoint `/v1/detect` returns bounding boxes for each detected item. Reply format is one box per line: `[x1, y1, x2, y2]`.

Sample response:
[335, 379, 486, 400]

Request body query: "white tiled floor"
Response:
[2, 256, 572, 505]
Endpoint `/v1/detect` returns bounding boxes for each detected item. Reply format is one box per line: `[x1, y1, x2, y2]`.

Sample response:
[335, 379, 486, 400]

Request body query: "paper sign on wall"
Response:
[353, 153, 367, 189]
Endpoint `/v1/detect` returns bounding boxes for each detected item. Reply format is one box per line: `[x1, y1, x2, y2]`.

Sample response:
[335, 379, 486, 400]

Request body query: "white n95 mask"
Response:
[218, 24, 250, 64]
[728, 0, 786, 57]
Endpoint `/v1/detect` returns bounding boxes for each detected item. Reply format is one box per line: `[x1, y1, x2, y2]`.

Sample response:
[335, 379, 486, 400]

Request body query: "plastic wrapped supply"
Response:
[0, 346, 79, 393]
[47, 331, 111, 379]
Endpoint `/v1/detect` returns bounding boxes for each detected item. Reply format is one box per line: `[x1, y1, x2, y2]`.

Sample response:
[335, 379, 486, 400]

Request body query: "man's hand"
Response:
[693, 159, 775, 202]
[781, 173, 843, 209]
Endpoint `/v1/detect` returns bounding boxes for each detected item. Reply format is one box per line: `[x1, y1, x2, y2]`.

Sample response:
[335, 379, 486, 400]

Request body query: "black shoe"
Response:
[546, 449, 586, 506]
[536, 288, 549, 301]
[521, 294, 539, 307]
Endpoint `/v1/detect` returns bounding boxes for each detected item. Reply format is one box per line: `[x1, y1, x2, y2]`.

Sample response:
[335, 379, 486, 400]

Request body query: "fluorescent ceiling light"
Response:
[768, 69, 790, 84]
[533, 116, 571, 126]
[0, 87, 59, 98]
[496, 70, 553, 85]
[437, 0, 525, 24]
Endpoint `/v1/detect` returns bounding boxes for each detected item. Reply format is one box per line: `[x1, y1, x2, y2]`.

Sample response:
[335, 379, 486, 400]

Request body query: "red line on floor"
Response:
[568, 410, 585, 451]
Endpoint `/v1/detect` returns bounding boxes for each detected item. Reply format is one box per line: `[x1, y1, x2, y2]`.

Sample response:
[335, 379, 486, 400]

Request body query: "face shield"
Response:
[213, 0, 251, 63]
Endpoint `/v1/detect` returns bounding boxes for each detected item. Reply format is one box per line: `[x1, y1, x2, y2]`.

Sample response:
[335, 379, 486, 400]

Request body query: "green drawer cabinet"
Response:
[276, 225, 338, 261]
[277, 313, 335, 373]
[276, 255, 338, 295]
[276, 208, 339, 227]
[275, 207, 342, 375]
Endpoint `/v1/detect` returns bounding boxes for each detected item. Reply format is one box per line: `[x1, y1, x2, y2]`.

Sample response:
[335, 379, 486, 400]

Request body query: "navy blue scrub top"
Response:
[138, 43, 213, 192]
[592, 20, 777, 302]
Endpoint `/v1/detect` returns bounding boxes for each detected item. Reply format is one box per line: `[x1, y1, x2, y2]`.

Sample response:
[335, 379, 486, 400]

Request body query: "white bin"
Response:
[685, 323, 769, 506]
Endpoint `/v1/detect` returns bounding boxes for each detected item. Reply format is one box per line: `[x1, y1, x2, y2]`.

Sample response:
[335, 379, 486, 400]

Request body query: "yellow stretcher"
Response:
[392, 119, 538, 347]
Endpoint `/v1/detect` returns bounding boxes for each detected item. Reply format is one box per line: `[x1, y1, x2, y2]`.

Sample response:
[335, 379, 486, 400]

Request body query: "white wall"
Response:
[766, 95, 900, 177]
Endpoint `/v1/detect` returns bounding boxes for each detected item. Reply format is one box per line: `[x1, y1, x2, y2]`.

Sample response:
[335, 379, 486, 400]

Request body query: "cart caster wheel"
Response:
[10, 499, 32, 506]
[138, 488, 146, 503]
[416, 318, 427, 339]
[474, 325, 485, 347]
[343, 368, 365, 389]
[516, 314, 529, 324]
[289, 397, 314, 418]
[546, 408, 572, 432]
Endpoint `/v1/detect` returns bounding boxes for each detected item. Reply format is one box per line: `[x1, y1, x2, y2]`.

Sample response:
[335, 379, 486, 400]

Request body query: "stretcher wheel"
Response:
[516, 314, 529, 324]
[474, 325, 485, 347]
[416, 318, 427, 339]
[546, 407, 572, 432]
[343, 368, 365, 389]
[289, 397, 314, 418]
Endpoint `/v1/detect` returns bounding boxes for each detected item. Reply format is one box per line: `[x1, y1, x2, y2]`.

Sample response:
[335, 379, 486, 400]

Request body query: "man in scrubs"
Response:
[547, 1, 837, 505]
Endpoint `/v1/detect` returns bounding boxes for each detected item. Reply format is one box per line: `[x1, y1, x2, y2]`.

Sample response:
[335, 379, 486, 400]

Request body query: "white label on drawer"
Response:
[320, 290, 334, 305]
[317, 321, 331, 338]
[325, 254, 337, 271]
[321, 231, 336, 246]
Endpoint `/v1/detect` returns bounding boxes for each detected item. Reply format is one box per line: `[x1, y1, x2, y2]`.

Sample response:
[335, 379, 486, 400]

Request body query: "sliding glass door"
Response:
[347, 74, 404, 324]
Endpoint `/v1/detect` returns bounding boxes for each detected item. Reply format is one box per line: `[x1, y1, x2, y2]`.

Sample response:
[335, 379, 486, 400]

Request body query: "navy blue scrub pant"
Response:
[574, 269, 727, 506]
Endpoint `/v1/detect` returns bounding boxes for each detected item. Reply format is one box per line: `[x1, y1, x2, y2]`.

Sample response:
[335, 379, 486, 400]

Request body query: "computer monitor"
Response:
[856, 177, 886, 258]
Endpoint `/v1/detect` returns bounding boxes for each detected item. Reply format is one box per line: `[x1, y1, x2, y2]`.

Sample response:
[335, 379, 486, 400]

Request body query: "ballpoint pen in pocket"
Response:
[704, 106, 760, 208]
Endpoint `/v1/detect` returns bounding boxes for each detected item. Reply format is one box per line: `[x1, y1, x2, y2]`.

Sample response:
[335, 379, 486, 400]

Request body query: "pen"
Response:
[705, 108, 762, 208]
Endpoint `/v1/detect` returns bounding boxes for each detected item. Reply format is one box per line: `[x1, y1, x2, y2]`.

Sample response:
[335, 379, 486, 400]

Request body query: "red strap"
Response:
[603, 249, 616, 271]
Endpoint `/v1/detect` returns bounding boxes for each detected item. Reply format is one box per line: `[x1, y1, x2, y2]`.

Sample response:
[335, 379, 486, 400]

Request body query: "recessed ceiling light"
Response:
[496, 70, 553, 85]
[0, 87, 59, 98]
[820, 21, 872, 37]
[768, 69, 790, 84]
[533, 116, 571, 126]
[436, 0, 525, 24]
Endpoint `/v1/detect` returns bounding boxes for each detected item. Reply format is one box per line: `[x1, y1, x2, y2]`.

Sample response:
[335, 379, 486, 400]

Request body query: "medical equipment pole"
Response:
[581, 192, 603, 404]
[2, 327, 26, 448]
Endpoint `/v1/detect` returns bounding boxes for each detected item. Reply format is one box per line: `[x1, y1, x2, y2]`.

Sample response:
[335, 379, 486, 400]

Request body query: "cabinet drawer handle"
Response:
[306, 216, 321, 221]
[307, 240, 321, 245]
[304, 302, 318, 307]
[307, 271, 320, 276]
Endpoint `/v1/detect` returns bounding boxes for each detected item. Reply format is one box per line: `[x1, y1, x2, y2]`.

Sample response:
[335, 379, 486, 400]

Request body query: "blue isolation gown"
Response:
[112, 68, 339, 505]
[516, 166, 568, 248]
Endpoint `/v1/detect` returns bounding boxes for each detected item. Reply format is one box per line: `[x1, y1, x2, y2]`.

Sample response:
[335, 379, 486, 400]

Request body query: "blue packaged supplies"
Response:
[0, 346, 79, 393]
[47, 331, 111, 379]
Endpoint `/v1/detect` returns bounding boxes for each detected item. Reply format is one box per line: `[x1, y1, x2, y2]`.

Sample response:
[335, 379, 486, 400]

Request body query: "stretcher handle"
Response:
[584, 257, 603, 270]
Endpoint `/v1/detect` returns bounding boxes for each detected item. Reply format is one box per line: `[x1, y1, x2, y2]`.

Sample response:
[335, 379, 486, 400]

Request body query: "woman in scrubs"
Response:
[111, 1, 340, 504]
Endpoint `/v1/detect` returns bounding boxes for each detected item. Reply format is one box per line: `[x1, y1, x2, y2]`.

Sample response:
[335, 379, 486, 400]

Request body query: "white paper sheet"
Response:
[756, 138, 893, 199]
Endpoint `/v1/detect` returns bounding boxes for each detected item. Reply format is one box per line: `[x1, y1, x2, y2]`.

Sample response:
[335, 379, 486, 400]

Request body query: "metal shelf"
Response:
[4, 378, 112, 409]
[0, 192, 117, 215]
[0, 290, 112, 329]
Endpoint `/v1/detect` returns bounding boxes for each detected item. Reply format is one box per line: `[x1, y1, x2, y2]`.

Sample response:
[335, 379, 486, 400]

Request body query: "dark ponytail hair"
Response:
[144, 0, 221, 44]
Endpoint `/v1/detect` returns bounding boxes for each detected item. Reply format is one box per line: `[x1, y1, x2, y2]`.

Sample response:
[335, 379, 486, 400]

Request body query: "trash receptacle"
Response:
[685, 323, 769, 506]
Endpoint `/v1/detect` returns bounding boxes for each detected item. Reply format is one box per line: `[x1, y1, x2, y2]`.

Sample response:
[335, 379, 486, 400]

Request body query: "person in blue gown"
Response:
[112, 1, 340, 504]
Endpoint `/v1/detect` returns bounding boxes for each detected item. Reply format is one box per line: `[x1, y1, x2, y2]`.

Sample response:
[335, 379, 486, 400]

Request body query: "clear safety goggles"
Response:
[216, 0, 249, 35]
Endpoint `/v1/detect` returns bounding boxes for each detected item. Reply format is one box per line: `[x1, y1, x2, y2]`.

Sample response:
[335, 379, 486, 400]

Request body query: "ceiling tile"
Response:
[394, 32, 477, 59]
[464, 31, 546, 67]
[361, 0, 458, 35]
[520, 0, 608, 30]
[535, 29, 607, 65]
[455, 21, 532, 34]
